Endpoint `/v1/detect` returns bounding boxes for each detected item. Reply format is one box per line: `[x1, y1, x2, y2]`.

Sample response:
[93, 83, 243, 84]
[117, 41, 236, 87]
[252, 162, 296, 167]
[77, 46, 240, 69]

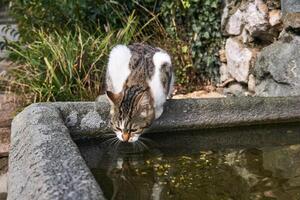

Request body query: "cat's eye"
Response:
[131, 129, 138, 133]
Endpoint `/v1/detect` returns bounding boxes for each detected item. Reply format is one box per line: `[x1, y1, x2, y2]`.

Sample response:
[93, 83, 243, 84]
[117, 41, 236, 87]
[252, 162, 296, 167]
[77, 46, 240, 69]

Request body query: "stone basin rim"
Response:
[37, 96, 300, 138]
[8, 96, 300, 200]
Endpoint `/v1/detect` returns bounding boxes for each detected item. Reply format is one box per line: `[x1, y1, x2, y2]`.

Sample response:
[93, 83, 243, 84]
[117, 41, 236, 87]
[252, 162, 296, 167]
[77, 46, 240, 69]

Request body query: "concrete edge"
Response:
[53, 96, 300, 138]
[8, 103, 105, 200]
[8, 96, 300, 200]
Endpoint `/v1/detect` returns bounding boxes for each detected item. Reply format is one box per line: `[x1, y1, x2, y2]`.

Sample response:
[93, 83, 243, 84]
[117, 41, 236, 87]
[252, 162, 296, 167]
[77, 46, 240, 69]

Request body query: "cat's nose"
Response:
[122, 132, 130, 142]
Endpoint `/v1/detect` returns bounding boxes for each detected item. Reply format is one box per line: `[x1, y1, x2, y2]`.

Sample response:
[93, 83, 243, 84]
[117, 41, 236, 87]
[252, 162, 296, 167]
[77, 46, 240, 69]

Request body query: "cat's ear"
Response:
[106, 90, 121, 105]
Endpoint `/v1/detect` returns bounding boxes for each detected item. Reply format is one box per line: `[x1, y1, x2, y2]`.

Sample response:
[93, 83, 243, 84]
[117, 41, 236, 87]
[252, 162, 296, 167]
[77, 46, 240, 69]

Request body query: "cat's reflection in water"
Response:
[107, 157, 165, 200]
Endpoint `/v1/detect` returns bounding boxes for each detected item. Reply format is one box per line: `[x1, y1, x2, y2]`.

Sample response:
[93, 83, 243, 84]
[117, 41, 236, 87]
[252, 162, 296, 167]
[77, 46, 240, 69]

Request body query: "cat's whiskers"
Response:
[112, 138, 120, 151]
[133, 141, 141, 152]
[100, 133, 116, 139]
[132, 140, 146, 153]
[137, 140, 149, 151]
[141, 140, 149, 150]
[102, 137, 118, 148]
[139, 136, 156, 146]
[135, 142, 141, 152]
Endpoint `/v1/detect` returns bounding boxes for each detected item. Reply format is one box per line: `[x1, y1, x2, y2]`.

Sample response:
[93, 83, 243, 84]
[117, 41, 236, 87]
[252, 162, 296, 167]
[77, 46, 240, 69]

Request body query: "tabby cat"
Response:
[106, 43, 173, 142]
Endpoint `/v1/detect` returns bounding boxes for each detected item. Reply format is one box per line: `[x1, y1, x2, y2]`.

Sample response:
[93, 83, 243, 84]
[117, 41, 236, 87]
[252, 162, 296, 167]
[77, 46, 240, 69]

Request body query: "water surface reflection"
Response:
[78, 123, 300, 200]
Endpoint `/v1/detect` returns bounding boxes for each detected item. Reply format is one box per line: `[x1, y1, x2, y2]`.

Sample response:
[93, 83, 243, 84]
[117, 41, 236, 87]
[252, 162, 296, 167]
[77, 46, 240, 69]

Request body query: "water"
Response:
[77, 123, 300, 200]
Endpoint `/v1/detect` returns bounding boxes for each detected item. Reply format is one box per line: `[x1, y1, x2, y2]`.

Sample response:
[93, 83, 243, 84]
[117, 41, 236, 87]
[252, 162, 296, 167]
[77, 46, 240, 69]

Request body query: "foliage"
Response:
[2, 17, 137, 102]
[160, 0, 224, 84]
[9, 0, 116, 41]
[4, 0, 224, 100]
[8, 0, 159, 41]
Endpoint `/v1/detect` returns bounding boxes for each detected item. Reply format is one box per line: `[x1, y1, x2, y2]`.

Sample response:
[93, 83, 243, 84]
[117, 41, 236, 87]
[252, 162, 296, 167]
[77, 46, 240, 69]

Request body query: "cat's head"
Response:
[106, 88, 155, 142]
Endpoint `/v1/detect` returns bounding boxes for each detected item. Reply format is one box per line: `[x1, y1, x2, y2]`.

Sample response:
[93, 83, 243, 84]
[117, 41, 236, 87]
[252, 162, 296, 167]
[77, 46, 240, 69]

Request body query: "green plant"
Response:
[160, 0, 224, 84]
[5, 0, 224, 98]
[3, 16, 137, 102]
[8, 0, 160, 41]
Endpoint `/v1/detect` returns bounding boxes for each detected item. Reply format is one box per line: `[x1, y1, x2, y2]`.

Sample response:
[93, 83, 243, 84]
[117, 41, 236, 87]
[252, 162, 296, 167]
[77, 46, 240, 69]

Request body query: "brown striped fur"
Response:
[106, 43, 173, 142]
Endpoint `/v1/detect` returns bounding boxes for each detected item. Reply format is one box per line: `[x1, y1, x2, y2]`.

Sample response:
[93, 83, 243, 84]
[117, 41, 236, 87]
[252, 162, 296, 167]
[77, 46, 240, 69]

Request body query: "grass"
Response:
[1, 15, 138, 102]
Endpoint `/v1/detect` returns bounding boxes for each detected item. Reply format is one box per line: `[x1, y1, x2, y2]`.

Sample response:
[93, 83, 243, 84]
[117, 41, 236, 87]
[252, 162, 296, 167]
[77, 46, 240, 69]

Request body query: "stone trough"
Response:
[8, 96, 300, 200]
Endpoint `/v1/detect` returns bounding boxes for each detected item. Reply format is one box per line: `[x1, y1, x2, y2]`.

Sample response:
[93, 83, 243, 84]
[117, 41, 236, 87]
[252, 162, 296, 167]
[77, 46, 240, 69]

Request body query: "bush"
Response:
[3, 17, 137, 102]
[160, 0, 224, 84]
[5, 0, 224, 100]
[9, 0, 159, 41]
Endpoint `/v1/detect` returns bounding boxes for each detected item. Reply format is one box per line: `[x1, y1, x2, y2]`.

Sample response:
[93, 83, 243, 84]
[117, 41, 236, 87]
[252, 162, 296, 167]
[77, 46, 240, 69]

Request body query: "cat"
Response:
[105, 43, 174, 143]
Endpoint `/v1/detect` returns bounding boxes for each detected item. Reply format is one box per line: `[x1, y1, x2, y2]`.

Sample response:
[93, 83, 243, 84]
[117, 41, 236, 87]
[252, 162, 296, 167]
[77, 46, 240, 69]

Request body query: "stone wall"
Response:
[220, 0, 300, 97]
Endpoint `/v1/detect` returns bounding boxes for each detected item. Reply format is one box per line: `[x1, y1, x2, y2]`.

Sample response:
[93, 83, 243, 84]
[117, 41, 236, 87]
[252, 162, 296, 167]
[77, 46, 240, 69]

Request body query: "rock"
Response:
[265, 0, 281, 10]
[224, 82, 247, 96]
[225, 9, 243, 35]
[282, 0, 300, 30]
[283, 13, 300, 30]
[225, 38, 252, 83]
[241, 28, 253, 44]
[0, 128, 10, 157]
[219, 49, 227, 63]
[244, 2, 269, 37]
[269, 10, 282, 26]
[248, 74, 256, 92]
[254, 34, 300, 97]
[255, 0, 268, 14]
[220, 63, 231, 83]
[9, 104, 106, 200]
[279, 30, 300, 43]
[221, 0, 242, 34]
[281, 0, 300, 14]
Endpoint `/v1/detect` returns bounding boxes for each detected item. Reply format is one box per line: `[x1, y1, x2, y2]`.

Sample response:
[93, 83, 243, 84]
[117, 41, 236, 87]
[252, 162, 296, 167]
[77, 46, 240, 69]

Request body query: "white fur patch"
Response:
[116, 131, 123, 141]
[149, 51, 171, 119]
[107, 45, 132, 93]
[129, 134, 140, 143]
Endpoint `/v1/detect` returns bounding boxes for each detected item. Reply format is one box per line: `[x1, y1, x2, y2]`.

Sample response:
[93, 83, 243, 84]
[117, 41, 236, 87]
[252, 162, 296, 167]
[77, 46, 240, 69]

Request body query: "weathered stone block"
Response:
[283, 13, 300, 30]
[244, 1, 269, 37]
[8, 96, 300, 200]
[282, 0, 300, 29]
[9, 104, 106, 200]
[269, 9, 282, 26]
[281, 0, 300, 14]
[254, 34, 300, 96]
[225, 38, 252, 83]
[225, 9, 243, 35]
[223, 82, 247, 96]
